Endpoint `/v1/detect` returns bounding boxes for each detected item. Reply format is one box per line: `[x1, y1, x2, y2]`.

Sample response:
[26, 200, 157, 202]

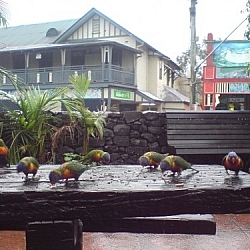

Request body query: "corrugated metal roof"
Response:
[138, 90, 163, 102]
[0, 40, 143, 53]
[162, 85, 190, 103]
[0, 19, 77, 48]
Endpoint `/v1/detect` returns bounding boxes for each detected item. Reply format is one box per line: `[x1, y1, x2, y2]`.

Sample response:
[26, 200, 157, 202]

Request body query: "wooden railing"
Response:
[0, 64, 135, 87]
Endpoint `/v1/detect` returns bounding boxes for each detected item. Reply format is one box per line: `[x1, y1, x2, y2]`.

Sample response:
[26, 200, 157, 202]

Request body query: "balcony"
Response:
[1, 64, 135, 88]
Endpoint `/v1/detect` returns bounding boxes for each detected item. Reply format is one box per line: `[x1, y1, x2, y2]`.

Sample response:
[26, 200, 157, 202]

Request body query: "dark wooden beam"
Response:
[0, 165, 249, 227]
[82, 214, 216, 235]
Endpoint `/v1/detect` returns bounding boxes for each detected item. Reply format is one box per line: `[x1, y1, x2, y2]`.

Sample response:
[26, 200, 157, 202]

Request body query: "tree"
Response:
[244, 1, 250, 37]
[175, 40, 207, 104]
[0, 1, 9, 27]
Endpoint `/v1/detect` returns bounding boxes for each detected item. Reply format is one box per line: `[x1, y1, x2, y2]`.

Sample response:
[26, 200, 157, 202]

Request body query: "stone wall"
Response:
[54, 111, 173, 164]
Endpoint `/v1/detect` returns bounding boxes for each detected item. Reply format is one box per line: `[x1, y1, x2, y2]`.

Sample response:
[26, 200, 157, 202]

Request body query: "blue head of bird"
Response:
[16, 161, 26, 174]
[228, 151, 238, 164]
[138, 156, 149, 167]
[49, 170, 61, 185]
[160, 160, 171, 174]
[101, 153, 110, 164]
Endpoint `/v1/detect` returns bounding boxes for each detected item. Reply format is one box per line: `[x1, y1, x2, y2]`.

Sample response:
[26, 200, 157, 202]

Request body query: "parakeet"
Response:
[138, 151, 169, 168]
[49, 161, 90, 185]
[81, 150, 110, 165]
[16, 156, 40, 179]
[0, 139, 9, 168]
[222, 151, 243, 175]
[160, 155, 198, 176]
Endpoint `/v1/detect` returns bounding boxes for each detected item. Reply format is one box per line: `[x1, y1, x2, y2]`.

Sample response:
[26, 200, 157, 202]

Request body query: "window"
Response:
[159, 60, 162, 80]
[13, 54, 25, 69]
[92, 15, 100, 35]
[112, 49, 122, 66]
[71, 50, 85, 66]
[39, 52, 53, 68]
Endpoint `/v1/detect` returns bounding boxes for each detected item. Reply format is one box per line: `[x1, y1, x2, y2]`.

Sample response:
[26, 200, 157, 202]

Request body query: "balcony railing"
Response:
[1, 64, 135, 87]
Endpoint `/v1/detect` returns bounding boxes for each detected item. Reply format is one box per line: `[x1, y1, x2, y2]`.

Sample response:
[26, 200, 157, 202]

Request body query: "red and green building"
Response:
[202, 33, 250, 110]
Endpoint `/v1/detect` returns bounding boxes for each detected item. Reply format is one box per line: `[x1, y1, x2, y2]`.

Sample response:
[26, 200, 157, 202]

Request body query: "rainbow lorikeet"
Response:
[82, 150, 110, 165]
[0, 139, 9, 168]
[222, 151, 243, 176]
[49, 161, 90, 185]
[16, 156, 40, 179]
[138, 151, 169, 168]
[160, 155, 198, 176]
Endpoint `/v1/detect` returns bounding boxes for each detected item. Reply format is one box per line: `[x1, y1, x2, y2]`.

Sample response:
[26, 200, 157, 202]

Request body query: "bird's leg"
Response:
[167, 172, 175, 177]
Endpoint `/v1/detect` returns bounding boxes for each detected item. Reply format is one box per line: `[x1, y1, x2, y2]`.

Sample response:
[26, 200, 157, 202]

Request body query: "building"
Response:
[0, 8, 187, 112]
[202, 33, 250, 110]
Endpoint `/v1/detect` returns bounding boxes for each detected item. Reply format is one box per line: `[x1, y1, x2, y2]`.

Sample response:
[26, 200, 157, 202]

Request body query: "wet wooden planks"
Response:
[0, 164, 250, 224]
[1, 164, 250, 248]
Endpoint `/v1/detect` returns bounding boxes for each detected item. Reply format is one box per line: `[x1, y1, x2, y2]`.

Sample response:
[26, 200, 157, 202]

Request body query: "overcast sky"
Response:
[5, 0, 249, 61]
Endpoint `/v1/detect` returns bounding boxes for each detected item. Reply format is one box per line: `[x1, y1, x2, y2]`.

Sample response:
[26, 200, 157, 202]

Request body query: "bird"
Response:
[49, 161, 90, 186]
[16, 156, 40, 179]
[81, 149, 110, 165]
[222, 151, 243, 176]
[0, 139, 9, 168]
[138, 151, 169, 168]
[160, 155, 198, 176]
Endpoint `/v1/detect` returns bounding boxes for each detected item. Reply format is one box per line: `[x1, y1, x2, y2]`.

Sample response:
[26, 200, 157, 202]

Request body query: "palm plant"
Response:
[0, 83, 69, 164]
[53, 74, 106, 155]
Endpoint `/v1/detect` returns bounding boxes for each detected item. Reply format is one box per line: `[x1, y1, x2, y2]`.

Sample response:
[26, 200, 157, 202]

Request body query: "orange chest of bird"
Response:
[0, 147, 7, 155]
[61, 169, 76, 179]
[225, 159, 241, 171]
[170, 161, 183, 173]
[28, 163, 38, 174]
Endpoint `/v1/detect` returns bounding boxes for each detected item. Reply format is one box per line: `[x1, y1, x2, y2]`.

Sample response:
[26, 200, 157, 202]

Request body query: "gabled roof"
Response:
[0, 7, 179, 69]
[55, 8, 140, 43]
[54, 8, 180, 69]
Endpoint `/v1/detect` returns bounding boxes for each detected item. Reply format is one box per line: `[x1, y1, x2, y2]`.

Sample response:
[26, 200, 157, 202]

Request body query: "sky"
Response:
[4, 0, 249, 61]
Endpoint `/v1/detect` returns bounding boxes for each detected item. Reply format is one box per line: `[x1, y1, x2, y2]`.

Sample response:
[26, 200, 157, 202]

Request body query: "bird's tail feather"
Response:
[191, 166, 199, 173]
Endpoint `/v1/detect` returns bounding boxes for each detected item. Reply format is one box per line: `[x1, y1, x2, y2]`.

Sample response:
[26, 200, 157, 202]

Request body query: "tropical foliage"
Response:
[0, 72, 106, 164]
[0, 78, 69, 163]
[52, 74, 106, 155]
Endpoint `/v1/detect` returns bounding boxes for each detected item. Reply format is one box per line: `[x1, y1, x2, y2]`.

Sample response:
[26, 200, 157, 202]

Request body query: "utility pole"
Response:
[189, 0, 197, 109]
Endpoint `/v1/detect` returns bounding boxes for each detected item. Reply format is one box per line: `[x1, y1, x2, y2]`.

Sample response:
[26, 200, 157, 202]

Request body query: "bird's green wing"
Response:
[175, 156, 191, 169]
[82, 150, 104, 164]
[239, 157, 244, 168]
[66, 162, 90, 175]
[151, 152, 167, 163]
[222, 155, 227, 165]
[30, 157, 40, 167]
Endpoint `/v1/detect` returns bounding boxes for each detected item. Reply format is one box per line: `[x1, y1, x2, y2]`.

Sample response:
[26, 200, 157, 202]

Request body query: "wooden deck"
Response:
[1, 164, 250, 249]
[0, 164, 250, 224]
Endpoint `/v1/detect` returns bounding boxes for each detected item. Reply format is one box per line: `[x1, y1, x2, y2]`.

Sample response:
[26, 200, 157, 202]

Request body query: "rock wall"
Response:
[54, 111, 174, 164]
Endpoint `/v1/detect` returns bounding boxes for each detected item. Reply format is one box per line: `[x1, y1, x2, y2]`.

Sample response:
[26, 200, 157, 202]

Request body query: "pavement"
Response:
[82, 214, 250, 250]
[2, 214, 250, 250]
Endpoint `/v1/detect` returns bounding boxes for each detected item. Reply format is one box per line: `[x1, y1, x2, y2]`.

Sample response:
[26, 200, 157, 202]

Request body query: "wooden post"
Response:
[26, 219, 83, 250]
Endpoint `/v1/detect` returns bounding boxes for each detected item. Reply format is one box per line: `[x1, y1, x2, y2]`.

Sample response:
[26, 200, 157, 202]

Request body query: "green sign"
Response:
[114, 90, 131, 99]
